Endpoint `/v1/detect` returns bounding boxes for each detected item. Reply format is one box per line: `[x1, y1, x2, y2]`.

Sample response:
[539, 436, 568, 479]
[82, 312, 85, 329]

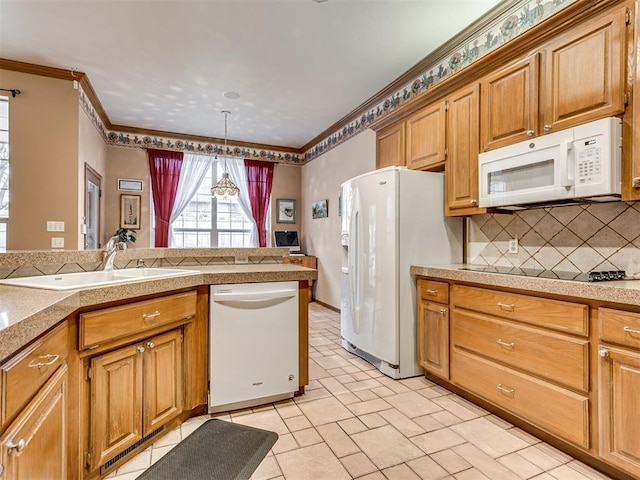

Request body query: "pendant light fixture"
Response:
[211, 110, 240, 199]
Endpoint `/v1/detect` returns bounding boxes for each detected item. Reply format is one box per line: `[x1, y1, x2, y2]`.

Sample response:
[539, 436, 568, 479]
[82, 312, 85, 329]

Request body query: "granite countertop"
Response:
[0, 263, 317, 362]
[411, 264, 640, 305]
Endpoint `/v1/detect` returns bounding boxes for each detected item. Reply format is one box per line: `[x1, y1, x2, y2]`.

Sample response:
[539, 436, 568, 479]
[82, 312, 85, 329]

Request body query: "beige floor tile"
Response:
[231, 409, 289, 435]
[180, 415, 212, 438]
[379, 408, 426, 437]
[450, 418, 530, 458]
[151, 425, 182, 447]
[431, 410, 464, 427]
[297, 396, 354, 425]
[107, 473, 142, 480]
[454, 467, 492, 479]
[413, 414, 447, 432]
[325, 367, 348, 376]
[276, 442, 351, 480]
[274, 401, 303, 419]
[565, 460, 615, 480]
[517, 445, 568, 471]
[294, 386, 332, 402]
[508, 427, 542, 446]
[385, 391, 442, 418]
[430, 448, 473, 474]
[432, 396, 485, 421]
[315, 354, 354, 369]
[411, 428, 467, 455]
[355, 388, 381, 401]
[347, 378, 385, 392]
[498, 452, 544, 479]
[529, 474, 558, 480]
[292, 427, 323, 446]
[359, 412, 388, 429]
[308, 361, 331, 379]
[335, 391, 362, 405]
[372, 385, 397, 397]
[400, 376, 436, 390]
[376, 376, 413, 393]
[418, 387, 448, 399]
[338, 417, 369, 434]
[335, 373, 358, 384]
[352, 371, 375, 381]
[279, 412, 309, 431]
[347, 398, 393, 416]
[250, 455, 283, 480]
[340, 452, 379, 478]
[453, 443, 523, 480]
[150, 445, 173, 465]
[271, 433, 299, 454]
[406, 455, 451, 479]
[352, 425, 425, 469]
[317, 422, 361, 457]
[319, 376, 351, 395]
[115, 448, 151, 475]
[547, 464, 593, 479]
[359, 472, 387, 480]
[382, 463, 422, 479]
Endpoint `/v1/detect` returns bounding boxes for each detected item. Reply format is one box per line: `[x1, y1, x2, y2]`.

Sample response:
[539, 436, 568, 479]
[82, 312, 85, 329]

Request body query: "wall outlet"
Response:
[51, 237, 64, 249]
[47, 221, 65, 232]
[235, 256, 249, 265]
[508, 238, 518, 254]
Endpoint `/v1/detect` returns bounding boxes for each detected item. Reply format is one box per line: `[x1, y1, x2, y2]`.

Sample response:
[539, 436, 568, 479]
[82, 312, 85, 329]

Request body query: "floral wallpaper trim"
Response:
[302, 0, 578, 163]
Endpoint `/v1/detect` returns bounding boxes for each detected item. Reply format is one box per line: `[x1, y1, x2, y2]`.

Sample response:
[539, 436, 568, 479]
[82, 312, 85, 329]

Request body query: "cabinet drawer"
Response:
[1, 322, 68, 426]
[599, 308, 640, 349]
[80, 291, 197, 349]
[452, 285, 588, 335]
[418, 279, 448, 304]
[451, 348, 589, 448]
[452, 311, 589, 391]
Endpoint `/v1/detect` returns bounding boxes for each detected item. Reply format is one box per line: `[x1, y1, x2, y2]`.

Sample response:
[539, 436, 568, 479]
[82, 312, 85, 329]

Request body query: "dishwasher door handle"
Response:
[212, 288, 297, 303]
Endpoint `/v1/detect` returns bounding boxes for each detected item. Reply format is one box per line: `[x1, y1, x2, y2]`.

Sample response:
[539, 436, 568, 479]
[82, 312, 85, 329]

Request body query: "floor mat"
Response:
[136, 419, 278, 480]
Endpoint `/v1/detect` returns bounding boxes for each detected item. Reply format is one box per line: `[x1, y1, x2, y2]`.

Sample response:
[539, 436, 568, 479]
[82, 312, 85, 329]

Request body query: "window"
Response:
[0, 96, 8, 252]
[171, 160, 253, 247]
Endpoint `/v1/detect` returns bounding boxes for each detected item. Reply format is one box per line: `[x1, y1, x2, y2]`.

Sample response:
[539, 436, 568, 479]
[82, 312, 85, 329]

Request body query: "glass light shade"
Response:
[211, 171, 240, 199]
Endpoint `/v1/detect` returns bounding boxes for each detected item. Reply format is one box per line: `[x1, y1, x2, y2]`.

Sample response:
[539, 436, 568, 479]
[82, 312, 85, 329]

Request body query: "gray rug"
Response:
[136, 419, 278, 480]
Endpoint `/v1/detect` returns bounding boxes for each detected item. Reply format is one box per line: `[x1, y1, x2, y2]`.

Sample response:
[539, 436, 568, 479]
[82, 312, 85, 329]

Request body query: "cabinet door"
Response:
[599, 345, 640, 476]
[89, 344, 143, 472]
[480, 55, 539, 151]
[541, 5, 626, 133]
[417, 298, 449, 380]
[405, 100, 446, 171]
[376, 122, 405, 169]
[446, 84, 482, 215]
[143, 330, 183, 434]
[0, 365, 67, 480]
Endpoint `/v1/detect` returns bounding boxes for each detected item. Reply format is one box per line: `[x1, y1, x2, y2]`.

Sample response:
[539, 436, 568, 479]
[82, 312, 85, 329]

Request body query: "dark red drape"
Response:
[245, 159, 274, 247]
[147, 149, 183, 247]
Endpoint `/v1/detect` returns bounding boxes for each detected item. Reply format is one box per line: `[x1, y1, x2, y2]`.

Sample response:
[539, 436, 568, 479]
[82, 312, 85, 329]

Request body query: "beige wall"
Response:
[301, 129, 375, 308]
[271, 163, 301, 245]
[78, 105, 107, 249]
[4, 69, 80, 250]
[105, 146, 151, 248]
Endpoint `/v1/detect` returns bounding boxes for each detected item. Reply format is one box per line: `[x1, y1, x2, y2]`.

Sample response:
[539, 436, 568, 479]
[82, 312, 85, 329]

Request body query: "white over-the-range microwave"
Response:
[478, 117, 622, 209]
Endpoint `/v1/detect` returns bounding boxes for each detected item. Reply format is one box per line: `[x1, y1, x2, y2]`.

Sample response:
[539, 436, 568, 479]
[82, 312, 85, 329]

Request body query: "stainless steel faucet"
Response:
[103, 235, 122, 271]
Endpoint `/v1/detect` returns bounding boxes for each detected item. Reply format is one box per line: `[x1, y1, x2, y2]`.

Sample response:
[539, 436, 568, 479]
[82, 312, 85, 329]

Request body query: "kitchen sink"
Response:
[0, 268, 199, 291]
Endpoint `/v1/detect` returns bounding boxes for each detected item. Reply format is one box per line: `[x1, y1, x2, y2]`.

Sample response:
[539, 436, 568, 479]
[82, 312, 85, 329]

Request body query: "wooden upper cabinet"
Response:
[376, 122, 405, 169]
[480, 54, 539, 151]
[446, 84, 483, 216]
[405, 100, 446, 171]
[541, 4, 627, 132]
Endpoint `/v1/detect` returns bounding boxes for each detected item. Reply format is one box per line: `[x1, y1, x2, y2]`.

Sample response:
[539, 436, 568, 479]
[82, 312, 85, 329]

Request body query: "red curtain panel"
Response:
[147, 149, 183, 247]
[245, 160, 274, 247]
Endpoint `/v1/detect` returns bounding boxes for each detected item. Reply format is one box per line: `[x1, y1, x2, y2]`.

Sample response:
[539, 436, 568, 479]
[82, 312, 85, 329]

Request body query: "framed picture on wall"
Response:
[312, 199, 328, 219]
[276, 199, 296, 224]
[120, 194, 141, 229]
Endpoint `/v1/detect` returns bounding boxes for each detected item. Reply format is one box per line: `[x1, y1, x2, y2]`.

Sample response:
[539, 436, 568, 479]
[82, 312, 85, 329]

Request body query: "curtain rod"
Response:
[0, 88, 21, 97]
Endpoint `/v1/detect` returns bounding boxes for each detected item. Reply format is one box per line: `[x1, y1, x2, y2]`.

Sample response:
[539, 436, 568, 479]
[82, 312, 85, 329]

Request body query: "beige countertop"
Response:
[411, 264, 640, 305]
[0, 264, 317, 362]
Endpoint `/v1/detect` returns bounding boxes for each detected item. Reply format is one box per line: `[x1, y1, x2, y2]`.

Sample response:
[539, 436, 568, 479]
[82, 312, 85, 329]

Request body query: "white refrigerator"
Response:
[340, 167, 462, 379]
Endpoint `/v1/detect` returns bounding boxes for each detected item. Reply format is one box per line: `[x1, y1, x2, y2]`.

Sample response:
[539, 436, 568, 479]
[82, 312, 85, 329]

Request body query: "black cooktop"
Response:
[459, 266, 627, 283]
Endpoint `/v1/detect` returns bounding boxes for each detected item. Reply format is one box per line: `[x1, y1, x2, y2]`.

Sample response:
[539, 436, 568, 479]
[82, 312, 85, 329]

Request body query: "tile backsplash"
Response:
[468, 201, 640, 276]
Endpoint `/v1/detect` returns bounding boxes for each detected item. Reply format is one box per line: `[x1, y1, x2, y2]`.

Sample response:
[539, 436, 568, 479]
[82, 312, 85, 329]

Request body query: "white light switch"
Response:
[56, 221, 65, 232]
[51, 237, 64, 248]
[47, 221, 65, 232]
[47, 221, 55, 232]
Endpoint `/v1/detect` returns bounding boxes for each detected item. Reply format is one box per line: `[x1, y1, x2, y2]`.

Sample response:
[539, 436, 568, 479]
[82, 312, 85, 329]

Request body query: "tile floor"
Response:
[107, 302, 615, 480]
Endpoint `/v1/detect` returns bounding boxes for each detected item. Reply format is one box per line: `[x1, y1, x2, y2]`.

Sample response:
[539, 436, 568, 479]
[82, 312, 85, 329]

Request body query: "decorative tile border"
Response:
[302, 0, 577, 163]
[78, 0, 576, 165]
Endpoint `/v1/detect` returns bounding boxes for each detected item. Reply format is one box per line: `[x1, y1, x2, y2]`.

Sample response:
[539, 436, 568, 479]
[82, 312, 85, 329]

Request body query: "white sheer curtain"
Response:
[169, 153, 212, 247]
[226, 157, 258, 247]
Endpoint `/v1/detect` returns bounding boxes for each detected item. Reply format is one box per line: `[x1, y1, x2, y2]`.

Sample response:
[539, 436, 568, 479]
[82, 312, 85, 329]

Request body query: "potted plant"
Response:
[114, 228, 136, 248]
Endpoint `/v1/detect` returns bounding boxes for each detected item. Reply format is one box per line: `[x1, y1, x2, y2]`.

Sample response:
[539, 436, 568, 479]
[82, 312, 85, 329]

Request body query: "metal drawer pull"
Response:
[7, 439, 26, 455]
[28, 354, 59, 369]
[497, 384, 515, 395]
[496, 339, 515, 349]
[623, 326, 640, 335]
[497, 302, 515, 311]
[142, 311, 161, 320]
[426, 289, 438, 296]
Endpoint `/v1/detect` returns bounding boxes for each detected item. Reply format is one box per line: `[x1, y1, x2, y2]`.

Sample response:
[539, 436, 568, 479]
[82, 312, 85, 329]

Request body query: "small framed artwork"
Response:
[312, 199, 328, 219]
[117, 178, 144, 191]
[276, 198, 296, 224]
[120, 194, 141, 229]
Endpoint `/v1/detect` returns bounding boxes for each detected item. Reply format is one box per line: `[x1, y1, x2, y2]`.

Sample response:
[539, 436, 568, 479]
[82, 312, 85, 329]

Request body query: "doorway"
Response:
[85, 164, 102, 249]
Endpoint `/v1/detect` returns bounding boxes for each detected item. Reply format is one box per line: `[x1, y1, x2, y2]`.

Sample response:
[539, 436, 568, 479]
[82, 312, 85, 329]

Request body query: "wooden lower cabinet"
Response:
[417, 279, 450, 380]
[0, 364, 68, 480]
[87, 329, 183, 473]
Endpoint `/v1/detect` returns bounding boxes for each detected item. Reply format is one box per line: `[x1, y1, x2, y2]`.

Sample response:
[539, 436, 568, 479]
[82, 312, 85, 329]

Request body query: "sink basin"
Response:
[0, 268, 199, 291]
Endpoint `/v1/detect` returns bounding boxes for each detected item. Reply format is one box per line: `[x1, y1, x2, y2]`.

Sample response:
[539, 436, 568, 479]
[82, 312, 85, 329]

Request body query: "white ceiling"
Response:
[1, 0, 502, 149]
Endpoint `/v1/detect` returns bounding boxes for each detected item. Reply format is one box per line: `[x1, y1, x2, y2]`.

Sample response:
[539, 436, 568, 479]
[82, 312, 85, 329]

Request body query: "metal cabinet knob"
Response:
[136, 346, 145, 354]
[526, 130, 535, 137]
[543, 125, 552, 132]
[146, 342, 155, 349]
[7, 439, 26, 455]
[470, 199, 478, 206]
[598, 348, 610, 358]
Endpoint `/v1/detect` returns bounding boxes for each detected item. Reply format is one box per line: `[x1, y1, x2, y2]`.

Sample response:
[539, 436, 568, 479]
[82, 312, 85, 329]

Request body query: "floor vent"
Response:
[100, 425, 166, 475]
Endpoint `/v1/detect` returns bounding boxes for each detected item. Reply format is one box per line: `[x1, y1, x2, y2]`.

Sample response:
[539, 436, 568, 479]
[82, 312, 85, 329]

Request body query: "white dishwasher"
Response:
[209, 281, 299, 413]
